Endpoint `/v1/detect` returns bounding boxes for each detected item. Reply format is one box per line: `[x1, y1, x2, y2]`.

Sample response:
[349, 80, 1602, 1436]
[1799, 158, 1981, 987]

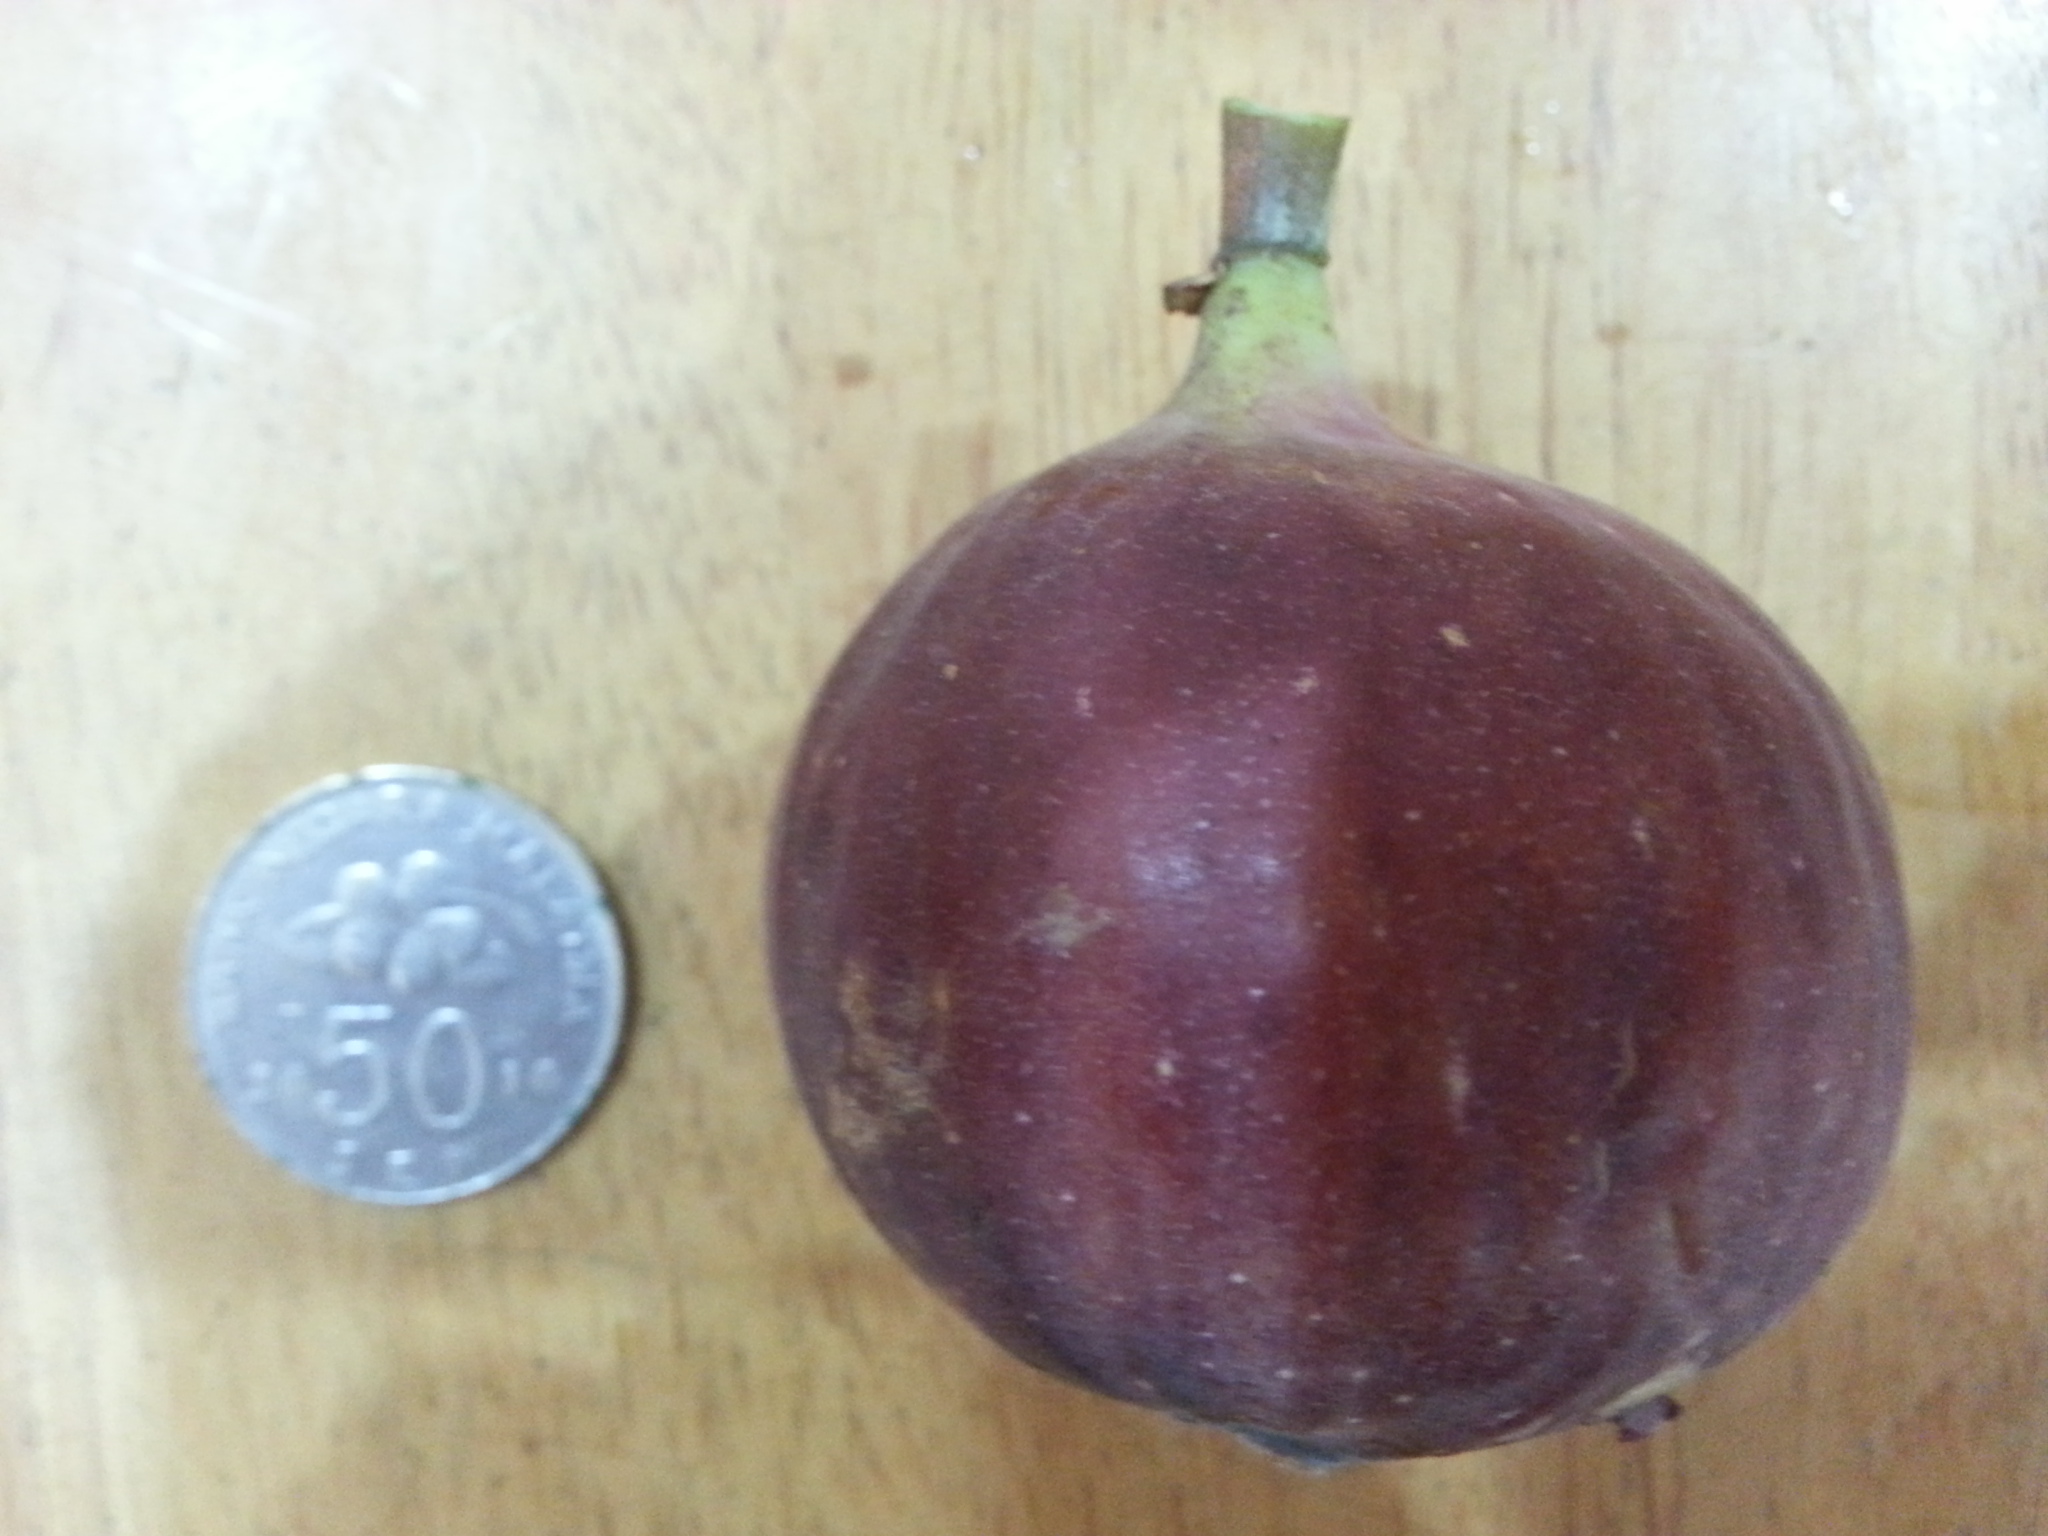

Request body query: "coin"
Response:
[186, 765, 627, 1205]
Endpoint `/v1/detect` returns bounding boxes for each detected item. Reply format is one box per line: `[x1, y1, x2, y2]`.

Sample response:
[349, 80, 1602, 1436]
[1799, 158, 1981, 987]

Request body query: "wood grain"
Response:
[1, 2, 2043, 1531]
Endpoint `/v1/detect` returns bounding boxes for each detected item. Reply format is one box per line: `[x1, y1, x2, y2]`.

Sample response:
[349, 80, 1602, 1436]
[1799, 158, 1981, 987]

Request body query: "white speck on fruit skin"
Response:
[1074, 686, 1094, 718]
[1439, 623, 1470, 649]
[1292, 668, 1320, 694]
[1154, 1055, 1177, 1079]
[1017, 885, 1114, 955]
[1129, 846, 1203, 896]
[1445, 1051, 1472, 1126]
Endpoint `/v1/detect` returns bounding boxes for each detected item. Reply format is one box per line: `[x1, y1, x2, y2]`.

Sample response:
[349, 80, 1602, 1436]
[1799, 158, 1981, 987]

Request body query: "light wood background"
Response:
[2, 2, 2044, 1532]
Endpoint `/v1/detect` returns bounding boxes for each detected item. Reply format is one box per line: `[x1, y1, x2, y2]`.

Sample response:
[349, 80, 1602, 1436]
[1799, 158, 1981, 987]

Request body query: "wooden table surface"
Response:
[3, 3, 2044, 1532]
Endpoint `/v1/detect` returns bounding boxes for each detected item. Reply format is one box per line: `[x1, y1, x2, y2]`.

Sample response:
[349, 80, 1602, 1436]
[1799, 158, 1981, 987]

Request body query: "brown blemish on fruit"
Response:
[826, 962, 944, 1155]
[1661, 1195, 1711, 1277]
[1612, 1017, 1639, 1096]
[824, 1081, 888, 1154]
[1588, 1139, 1613, 1200]
[1018, 886, 1115, 956]
[837, 961, 878, 1042]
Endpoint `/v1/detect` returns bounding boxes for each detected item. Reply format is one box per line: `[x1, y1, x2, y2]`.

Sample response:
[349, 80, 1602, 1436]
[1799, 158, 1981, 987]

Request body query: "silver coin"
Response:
[186, 765, 627, 1205]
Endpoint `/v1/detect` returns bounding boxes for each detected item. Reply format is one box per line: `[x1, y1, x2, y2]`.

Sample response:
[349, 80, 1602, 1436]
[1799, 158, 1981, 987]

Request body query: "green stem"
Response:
[1165, 253, 1351, 420]
[1217, 99, 1349, 263]
[1162, 101, 1392, 441]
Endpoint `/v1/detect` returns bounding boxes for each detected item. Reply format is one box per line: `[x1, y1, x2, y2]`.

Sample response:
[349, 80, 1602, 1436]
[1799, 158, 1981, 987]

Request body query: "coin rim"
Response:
[185, 763, 629, 1207]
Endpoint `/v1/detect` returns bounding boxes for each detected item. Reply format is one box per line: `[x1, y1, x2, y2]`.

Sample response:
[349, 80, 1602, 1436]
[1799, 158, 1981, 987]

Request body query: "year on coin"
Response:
[186, 765, 626, 1205]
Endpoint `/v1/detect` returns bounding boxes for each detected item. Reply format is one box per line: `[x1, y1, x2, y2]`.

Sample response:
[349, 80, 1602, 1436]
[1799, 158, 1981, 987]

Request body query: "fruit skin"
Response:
[770, 408, 1908, 1460]
[769, 104, 1910, 1463]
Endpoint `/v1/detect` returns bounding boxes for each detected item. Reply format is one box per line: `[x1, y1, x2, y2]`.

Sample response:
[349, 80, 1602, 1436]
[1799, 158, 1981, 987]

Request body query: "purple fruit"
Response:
[769, 100, 1910, 1463]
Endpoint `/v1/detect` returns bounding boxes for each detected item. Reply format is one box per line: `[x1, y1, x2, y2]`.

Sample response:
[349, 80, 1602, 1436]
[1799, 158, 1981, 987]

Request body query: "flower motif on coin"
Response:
[279, 849, 534, 994]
